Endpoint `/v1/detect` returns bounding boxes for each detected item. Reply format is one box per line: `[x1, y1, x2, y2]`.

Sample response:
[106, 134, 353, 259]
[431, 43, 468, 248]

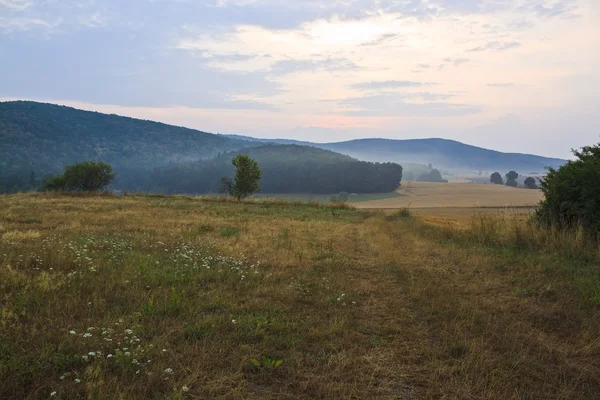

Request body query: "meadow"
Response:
[1, 193, 599, 399]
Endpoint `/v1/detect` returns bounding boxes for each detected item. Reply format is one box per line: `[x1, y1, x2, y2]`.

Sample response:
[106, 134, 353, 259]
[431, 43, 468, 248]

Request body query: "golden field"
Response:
[0, 193, 599, 399]
[354, 181, 544, 209]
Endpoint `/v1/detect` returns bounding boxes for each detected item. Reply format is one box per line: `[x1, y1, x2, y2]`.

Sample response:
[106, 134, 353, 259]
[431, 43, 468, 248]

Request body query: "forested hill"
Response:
[224, 135, 567, 172]
[0, 101, 251, 190]
[150, 145, 403, 194]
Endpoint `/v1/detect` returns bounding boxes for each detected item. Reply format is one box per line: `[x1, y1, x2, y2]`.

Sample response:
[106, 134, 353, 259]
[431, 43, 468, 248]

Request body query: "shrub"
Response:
[536, 143, 600, 235]
[43, 161, 115, 192]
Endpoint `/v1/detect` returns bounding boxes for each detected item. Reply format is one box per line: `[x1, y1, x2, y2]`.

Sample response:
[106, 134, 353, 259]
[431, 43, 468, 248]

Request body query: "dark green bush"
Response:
[43, 161, 115, 192]
[536, 143, 600, 235]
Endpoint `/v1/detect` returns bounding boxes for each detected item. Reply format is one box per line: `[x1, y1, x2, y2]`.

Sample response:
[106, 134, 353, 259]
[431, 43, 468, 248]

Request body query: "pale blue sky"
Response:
[1, 0, 598, 158]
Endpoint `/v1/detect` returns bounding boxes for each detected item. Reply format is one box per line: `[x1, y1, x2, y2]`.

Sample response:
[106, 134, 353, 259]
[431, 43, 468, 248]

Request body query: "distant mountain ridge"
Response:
[0, 101, 566, 193]
[223, 135, 566, 173]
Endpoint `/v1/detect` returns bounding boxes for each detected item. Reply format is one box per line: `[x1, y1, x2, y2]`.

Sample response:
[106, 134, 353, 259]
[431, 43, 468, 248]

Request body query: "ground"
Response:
[355, 181, 544, 209]
[0, 193, 599, 399]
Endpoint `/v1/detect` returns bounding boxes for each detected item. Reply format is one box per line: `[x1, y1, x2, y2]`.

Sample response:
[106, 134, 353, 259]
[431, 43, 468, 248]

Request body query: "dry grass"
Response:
[0, 193, 599, 399]
[355, 181, 544, 209]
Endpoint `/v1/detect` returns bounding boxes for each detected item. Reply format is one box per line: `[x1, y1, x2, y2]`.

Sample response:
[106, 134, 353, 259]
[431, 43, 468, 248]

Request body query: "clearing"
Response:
[0, 193, 598, 399]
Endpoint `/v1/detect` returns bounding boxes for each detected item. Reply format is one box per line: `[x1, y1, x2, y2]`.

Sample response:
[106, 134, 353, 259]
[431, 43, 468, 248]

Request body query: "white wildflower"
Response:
[164, 368, 173, 374]
[50, 391, 57, 397]
[69, 330, 76, 335]
[182, 386, 190, 392]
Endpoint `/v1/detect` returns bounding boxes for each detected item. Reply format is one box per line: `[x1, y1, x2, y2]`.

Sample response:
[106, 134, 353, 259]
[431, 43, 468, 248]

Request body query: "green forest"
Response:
[0, 102, 403, 194]
[0, 101, 250, 192]
[150, 145, 403, 194]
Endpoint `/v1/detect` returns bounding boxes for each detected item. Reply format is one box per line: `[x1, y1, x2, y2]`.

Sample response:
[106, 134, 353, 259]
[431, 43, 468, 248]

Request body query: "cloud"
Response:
[350, 81, 435, 90]
[0, 0, 31, 10]
[337, 93, 481, 117]
[528, 1, 579, 19]
[487, 83, 515, 87]
[359, 33, 398, 47]
[270, 58, 360, 75]
[441, 57, 470, 67]
[468, 41, 521, 52]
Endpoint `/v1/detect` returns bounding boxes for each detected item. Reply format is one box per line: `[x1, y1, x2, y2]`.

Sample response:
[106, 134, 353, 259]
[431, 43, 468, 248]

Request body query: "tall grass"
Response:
[463, 211, 599, 260]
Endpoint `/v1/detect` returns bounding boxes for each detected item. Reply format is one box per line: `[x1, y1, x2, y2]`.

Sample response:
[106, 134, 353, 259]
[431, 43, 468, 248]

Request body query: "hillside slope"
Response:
[224, 135, 566, 172]
[0, 101, 250, 180]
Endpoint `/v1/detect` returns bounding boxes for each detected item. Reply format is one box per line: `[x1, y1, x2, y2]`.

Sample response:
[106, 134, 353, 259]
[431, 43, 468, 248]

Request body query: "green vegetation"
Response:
[490, 172, 504, 185]
[536, 143, 600, 235]
[43, 161, 115, 192]
[221, 154, 262, 200]
[524, 176, 538, 189]
[151, 145, 403, 194]
[0, 193, 598, 399]
[505, 170, 519, 187]
[418, 168, 446, 182]
[0, 101, 250, 192]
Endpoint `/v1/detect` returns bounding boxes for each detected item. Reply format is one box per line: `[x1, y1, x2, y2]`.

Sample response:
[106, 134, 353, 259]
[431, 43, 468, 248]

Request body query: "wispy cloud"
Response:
[468, 41, 521, 52]
[337, 93, 480, 117]
[487, 83, 515, 87]
[350, 81, 435, 90]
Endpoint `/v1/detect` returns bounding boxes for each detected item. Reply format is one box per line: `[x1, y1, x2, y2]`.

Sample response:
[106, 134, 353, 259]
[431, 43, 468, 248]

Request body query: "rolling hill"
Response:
[224, 135, 566, 173]
[1, 100, 565, 193]
[0, 101, 253, 185]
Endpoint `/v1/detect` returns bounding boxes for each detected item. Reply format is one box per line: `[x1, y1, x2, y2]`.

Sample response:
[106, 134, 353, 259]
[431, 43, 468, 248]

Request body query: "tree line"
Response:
[490, 171, 538, 189]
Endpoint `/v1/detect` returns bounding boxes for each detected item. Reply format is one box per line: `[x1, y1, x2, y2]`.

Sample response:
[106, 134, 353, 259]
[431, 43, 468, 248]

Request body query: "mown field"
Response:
[355, 181, 544, 209]
[1, 193, 599, 399]
[253, 192, 404, 204]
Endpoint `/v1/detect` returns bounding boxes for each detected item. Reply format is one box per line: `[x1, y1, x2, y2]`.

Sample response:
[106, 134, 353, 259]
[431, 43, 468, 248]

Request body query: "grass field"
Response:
[254, 192, 404, 203]
[1, 193, 599, 399]
[355, 181, 544, 209]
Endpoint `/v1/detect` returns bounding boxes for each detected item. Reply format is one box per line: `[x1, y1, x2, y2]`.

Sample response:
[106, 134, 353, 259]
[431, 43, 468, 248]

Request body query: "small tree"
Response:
[490, 172, 503, 185]
[505, 171, 518, 187]
[524, 177, 538, 189]
[43, 161, 115, 192]
[221, 154, 262, 200]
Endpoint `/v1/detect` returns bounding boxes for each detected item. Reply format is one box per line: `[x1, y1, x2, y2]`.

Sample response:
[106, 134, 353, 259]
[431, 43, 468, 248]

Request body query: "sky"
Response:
[1, 0, 599, 158]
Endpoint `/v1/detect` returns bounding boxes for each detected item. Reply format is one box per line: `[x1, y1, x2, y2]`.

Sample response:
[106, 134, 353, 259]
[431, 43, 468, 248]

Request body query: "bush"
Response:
[536, 143, 600, 235]
[43, 161, 115, 192]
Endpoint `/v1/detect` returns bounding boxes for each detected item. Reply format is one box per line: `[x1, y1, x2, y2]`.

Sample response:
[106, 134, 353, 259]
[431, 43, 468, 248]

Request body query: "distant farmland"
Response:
[354, 181, 544, 209]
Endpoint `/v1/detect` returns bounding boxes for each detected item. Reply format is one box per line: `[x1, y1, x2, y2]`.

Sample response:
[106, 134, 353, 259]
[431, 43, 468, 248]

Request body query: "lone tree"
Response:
[524, 177, 538, 189]
[536, 143, 600, 234]
[221, 154, 262, 200]
[505, 171, 519, 187]
[490, 172, 504, 185]
[43, 161, 115, 192]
